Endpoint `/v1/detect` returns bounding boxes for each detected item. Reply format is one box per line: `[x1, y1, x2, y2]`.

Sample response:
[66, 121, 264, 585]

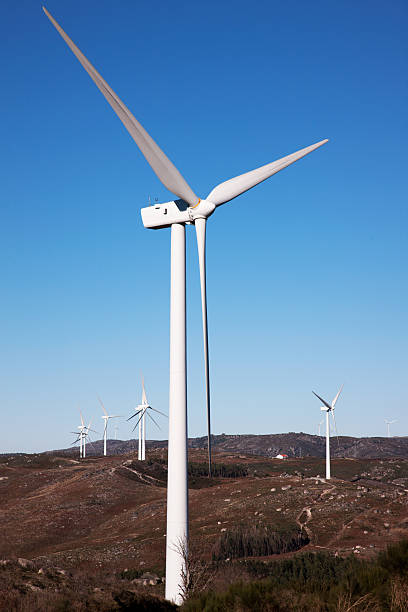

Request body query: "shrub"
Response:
[213, 524, 309, 561]
[119, 568, 143, 581]
[188, 463, 248, 479]
[186, 539, 408, 611]
[113, 591, 177, 610]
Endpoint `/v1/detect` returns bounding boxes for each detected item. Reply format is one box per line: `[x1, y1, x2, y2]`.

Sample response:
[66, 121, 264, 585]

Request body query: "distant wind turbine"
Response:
[128, 376, 167, 460]
[70, 411, 86, 458]
[312, 385, 343, 480]
[318, 418, 324, 437]
[98, 396, 121, 456]
[82, 419, 99, 458]
[385, 419, 397, 438]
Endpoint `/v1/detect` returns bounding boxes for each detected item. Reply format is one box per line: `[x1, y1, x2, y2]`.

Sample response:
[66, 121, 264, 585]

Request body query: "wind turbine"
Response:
[81, 419, 99, 458]
[70, 428, 83, 458]
[128, 376, 167, 461]
[385, 419, 397, 438]
[82, 420, 92, 458]
[318, 418, 324, 437]
[43, 7, 328, 603]
[312, 385, 343, 480]
[114, 425, 119, 440]
[70, 412, 86, 458]
[98, 396, 121, 456]
[128, 403, 144, 460]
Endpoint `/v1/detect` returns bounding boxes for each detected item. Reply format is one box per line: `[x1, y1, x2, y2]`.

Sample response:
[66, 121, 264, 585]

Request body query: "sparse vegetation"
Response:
[213, 524, 309, 560]
[188, 462, 248, 479]
[183, 539, 408, 611]
[113, 591, 177, 610]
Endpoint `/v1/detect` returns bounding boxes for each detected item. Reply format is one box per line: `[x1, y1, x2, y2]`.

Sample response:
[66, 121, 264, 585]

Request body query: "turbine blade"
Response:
[331, 410, 340, 450]
[80, 411, 84, 426]
[127, 409, 142, 422]
[195, 217, 212, 476]
[147, 410, 161, 430]
[150, 407, 168, 418]
[97, 395, 108, 416]
[43, 7, 198, 207]
[207, 140, 328, 206]
[331, 384, 343, 408]
[141, 374, 147, 405]
[132, 411, 144, 432]
[312, 391, 332, 410]
[87, 435, 96, 451]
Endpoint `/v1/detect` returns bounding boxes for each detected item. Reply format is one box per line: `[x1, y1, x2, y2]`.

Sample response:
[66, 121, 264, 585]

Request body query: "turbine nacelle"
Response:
[137, 403, 150, 411]
[141, 198, 216, 229]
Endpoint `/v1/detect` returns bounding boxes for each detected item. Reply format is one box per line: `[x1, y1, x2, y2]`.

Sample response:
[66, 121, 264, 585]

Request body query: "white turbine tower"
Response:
[43, 8, 328, 603]
[385, 419, 397, 438]
[81, 419, 99, 458]
[70, 412, 86, 458]
[98, 396, 121, 456]
[312, 385, 343, 480]
[128, 377, 166, 461]
[82, 420, 92, 458]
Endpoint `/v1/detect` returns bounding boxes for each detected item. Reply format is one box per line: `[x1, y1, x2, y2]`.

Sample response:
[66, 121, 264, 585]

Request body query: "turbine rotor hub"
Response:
[188, 198, 216, 220]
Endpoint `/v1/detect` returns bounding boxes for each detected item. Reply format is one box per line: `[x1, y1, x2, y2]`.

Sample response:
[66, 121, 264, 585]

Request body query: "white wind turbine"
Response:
[128, 377, 166, 461]
[82, 420, 92, 458]
[43, 7, 328, 603]
[318, 418, 324, 437]
[70, 412, 86, 458]
[98, 396, 121, 456]
[312, 385, 343, 480]
[385, 419, 397, 438]
[80, 418, 99, 458]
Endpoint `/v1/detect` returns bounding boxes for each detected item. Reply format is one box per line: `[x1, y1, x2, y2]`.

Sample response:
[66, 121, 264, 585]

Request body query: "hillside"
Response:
[48, 432, 408, 459]
[1, 449, 408, 609]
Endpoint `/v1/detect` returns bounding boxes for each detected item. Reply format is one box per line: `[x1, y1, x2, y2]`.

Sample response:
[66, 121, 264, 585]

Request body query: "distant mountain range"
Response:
[49, 432, 408, 459]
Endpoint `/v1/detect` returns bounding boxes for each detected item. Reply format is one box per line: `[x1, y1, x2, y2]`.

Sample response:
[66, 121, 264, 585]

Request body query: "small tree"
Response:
[173, 537, 216, 602]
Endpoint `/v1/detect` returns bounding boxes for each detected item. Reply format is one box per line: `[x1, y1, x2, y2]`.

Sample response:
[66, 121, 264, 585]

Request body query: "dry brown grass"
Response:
[335, 592, 380, 612]
[390, 575, 408, 611]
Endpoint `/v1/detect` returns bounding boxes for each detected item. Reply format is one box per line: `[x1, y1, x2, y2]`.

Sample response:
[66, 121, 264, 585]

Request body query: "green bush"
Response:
[213, 524, 309, 560]
[188, 462, 248, 479]
[114, 591, 177, 610]
[184, 539, 408, 611]
[377, 538, 408, 575]
[244, 551, 361, 592]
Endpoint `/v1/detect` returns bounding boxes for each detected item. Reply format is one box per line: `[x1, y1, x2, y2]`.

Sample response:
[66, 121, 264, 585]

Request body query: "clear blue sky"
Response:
[1, 0, 407, 452]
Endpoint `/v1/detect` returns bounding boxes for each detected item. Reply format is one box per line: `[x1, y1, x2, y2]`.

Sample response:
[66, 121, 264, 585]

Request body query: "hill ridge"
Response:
[44, 432, 408, 459]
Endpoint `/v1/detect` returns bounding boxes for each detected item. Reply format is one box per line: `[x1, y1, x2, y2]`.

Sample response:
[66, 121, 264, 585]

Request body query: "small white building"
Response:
[275, 453, 288, 459]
